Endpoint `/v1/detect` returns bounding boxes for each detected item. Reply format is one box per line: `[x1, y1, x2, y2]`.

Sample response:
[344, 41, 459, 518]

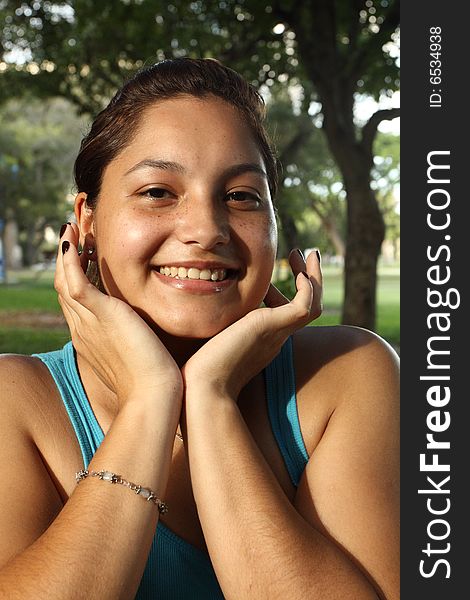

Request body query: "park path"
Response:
[0, 311, 67, 329]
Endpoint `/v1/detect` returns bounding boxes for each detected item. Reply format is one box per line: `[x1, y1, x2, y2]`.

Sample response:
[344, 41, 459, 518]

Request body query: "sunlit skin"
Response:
[0, 70, 398, 599]
[77, 96, 278, 344]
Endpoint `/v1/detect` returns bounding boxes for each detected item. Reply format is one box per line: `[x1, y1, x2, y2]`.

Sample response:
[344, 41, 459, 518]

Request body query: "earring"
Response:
[84, 232, 96, 260]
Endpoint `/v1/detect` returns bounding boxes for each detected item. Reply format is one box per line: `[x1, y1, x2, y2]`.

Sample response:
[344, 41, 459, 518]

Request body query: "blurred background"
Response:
[0, 0, 399, 354]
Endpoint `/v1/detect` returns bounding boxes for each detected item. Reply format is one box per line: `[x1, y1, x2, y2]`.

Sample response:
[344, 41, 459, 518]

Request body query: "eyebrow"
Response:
[124, 159, 186, 176]
[124, 159, 268, 180]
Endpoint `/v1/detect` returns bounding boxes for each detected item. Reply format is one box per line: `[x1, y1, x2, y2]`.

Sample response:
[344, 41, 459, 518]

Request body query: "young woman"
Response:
[0, 58, 399, 599]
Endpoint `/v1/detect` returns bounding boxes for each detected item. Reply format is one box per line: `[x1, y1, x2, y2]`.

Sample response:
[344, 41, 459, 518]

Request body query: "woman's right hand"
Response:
[54, 223, 183, 406]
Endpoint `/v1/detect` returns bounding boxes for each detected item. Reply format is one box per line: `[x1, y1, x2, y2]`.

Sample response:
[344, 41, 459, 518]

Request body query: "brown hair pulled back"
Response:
[74, 58, 278, 207]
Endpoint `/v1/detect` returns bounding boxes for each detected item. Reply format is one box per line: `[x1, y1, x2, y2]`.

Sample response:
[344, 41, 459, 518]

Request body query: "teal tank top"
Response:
[34, 337, 309, 599]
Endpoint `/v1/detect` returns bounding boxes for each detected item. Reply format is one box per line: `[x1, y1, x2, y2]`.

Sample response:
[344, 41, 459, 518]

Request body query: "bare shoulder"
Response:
[0, 351, 76, 464]
[293, 324, 399, 398]
[293, 325, 399, 453]
[0, 353, 47, 407]
[294, 324, 399, 378]
[0, 353, 56, 426]
[0, 351, 49, 380]
[0, 352, 65, 466]
[293, 327, 400, 599]
[0, 353, 67, 567]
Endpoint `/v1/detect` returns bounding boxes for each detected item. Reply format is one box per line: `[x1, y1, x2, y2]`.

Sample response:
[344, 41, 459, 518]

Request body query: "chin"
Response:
[158, 315, 236, 339]
[159, 324, 224, 339]
[140, 306, 252, 340]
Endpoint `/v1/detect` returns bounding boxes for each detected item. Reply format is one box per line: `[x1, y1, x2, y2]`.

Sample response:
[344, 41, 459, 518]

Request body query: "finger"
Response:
[60, 228, 101, 313]
[54, 222, 78, 296]
[55, 225, 93, 324]
[288, 248, 306, 277]
[304, 249, 323, 319]
[59, 222, 90, 273]
[266, 271, 313, 332]
[293, 270, 314, 319]
[263, 283, 289, 308]
[64, 222, 90, 272]
[57, 293, 81, 338]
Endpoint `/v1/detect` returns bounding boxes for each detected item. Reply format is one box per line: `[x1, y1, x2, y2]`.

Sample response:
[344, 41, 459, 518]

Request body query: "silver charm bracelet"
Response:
[76, 469, 168, 514]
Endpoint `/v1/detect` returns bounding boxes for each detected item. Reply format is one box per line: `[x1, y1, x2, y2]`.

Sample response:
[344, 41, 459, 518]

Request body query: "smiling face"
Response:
[76, 95, 277, 338]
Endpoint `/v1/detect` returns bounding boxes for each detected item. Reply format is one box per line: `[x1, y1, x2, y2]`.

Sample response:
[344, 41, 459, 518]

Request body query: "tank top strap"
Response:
[33, 342, 103, 466]
[264, 336, 309, 487]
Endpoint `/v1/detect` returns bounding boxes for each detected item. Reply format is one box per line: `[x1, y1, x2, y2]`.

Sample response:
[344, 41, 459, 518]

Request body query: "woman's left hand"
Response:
[182, 249, 322, 398]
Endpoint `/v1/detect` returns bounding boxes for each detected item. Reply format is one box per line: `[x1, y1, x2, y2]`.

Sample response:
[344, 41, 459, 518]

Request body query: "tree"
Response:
[0, 96, 85, 265]
[0, 0, 399, 328]
[274, 1, 399, 328]
[266, 85, 346, 257]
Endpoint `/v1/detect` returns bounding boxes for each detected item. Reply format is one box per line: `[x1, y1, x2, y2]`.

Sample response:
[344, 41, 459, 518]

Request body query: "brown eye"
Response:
[225, 191, 261, 207]
[136, 187, 176, 203]
[144, 187, 172, 199]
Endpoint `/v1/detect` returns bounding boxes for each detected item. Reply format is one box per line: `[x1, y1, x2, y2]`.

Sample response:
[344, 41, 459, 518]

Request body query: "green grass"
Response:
[0, 270, 60, 313]
[0, 270, 68, 353]
[0, 327, 71, 354]
[0, 266, 399, 355]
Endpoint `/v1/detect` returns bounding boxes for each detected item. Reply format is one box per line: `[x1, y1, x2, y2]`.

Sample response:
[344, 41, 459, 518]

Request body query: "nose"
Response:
[176, 195, 230, 249]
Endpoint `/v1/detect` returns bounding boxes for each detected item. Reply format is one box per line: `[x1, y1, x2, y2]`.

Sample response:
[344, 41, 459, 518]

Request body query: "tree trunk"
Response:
[278, 0, 398, 330]
[325, 135, 385, 330]
[314, 81, 385, 330]
[310, 201, 345, 257]
[342, 178, 385, 329]
[322, 216, 345, 258]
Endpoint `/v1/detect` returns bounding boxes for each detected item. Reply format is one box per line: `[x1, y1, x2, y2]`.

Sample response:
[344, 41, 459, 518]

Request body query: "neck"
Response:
[155, 327, 208, 367]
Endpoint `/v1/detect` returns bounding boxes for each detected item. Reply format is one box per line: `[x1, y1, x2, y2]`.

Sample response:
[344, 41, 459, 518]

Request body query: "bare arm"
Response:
[295, 329, 400, 599]
[0, 358, 180, 600]
[181, 254, 398, 599]
[0, 224, 183, 598]
[184, 395, 381, 599]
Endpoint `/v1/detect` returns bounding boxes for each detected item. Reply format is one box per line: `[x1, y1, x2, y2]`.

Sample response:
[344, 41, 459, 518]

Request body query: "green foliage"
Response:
[0, 96, 86, 262]
[373, 131, 400, 244]
[1, 0, 400, 327]
[1, 1, 399, 113]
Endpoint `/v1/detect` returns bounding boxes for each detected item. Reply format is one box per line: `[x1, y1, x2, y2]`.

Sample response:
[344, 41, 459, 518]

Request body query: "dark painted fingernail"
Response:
[294, 248, 305, 261]
[62, 241, 70, 254]
[59, 222, 70, 238]
[315, 249, 321, 264]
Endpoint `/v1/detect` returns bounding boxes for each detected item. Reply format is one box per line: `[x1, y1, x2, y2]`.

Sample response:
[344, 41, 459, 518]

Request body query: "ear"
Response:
[74, 192, 94, 245]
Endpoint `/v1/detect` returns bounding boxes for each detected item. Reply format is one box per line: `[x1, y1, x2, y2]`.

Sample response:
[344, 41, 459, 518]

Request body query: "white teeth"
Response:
[187, 268, 200, 280]
[158, 266, 229, 281]
[199, 269, 211, 280]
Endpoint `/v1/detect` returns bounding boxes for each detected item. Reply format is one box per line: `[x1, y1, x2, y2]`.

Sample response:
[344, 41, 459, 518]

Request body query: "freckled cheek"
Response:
[247, 217, 277, 270]
[239, 217, 277, 301]
[98, 215, 166, 264]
